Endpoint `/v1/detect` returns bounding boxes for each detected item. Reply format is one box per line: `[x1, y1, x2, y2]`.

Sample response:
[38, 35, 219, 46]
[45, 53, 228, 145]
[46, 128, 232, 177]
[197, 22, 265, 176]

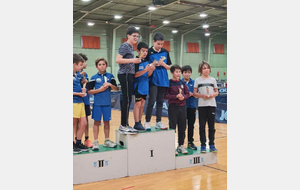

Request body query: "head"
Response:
[198, 61, 211, 77]
[182, 65, 192, 80]
[95, 57, 108, 73]
[73, 53, 85, 72]
[126, 26, 140, 45]
[79, 53, 88, 69]
[170, 65, 182, 80]
[152, 32, 164, 51]
[137, 42, 148, 59]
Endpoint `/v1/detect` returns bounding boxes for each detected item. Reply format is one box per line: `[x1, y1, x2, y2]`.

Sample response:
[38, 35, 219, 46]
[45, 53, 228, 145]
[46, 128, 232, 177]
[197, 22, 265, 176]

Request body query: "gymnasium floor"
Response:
[73, 109, 227, 190]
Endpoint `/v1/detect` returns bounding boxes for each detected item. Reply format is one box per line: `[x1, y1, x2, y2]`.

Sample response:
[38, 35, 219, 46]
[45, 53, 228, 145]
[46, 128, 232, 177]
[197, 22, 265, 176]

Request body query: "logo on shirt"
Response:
[139, 66, 144, 70]
[181, 85, 183, 89]
[73, 77, 76, 81]
[96, 78, 101, 83]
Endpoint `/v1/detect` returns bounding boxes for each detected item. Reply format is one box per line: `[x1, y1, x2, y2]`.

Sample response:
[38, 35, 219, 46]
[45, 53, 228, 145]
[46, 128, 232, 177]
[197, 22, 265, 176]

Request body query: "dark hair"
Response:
[126, 26, 140, 37]
[79, 53, 88, 61]
[95, 57, 108, 66]
[182, 65, 192, 73]
[73, 53, 84, 64]
[153, 32, 164, 41]
[137, 42, 149, 51]
[170, 65, 182, 73]
[198, 61, 211, 74]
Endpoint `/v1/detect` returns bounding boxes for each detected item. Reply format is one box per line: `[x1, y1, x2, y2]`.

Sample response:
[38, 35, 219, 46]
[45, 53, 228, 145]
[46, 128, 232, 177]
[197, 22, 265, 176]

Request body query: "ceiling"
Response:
[73, 0, 227, 36]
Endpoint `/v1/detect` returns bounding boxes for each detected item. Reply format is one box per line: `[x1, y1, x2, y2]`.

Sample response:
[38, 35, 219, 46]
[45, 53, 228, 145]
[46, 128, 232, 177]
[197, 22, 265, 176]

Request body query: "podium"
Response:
[175, 146, 217, 169]
[116, 127, 175, 176]
[73, 145, 127, 185]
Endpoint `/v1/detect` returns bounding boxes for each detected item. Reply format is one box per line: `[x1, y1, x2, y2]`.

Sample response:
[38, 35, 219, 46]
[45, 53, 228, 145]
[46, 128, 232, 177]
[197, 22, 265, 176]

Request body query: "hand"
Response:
[133, 58, 141, 64]
[82, 88, 86, 93]
[80, 71, 86, 76]
[145, 64, 151, 71]
[79, 93, 86, 97]
[103, 82, 111, 88]
[189, 92, 193, 97]
[177, 93, 184, 99]
[158, 59, 164, 66]
[203, 94, 210, 99]
[178, 96, 184, 101]
[81, 79, 87, 84]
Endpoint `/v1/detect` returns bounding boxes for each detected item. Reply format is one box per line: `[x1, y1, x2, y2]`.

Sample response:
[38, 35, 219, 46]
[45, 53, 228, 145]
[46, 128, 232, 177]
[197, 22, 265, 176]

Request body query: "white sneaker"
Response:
[155, 121, 168, 130]
[177, 145, 188, 154]
[119, 125, 137, 134]
[104, 140, 117, 148]
[144, 122, 151, 131]
[92, 141, 99, 151]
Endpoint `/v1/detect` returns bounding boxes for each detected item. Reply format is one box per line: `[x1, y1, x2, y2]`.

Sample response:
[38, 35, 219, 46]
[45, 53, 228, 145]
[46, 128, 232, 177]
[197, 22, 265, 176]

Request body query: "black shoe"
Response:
[76, 143, 89, 152]
[188, 142, 197, 150]
[73, 142, 82, 154]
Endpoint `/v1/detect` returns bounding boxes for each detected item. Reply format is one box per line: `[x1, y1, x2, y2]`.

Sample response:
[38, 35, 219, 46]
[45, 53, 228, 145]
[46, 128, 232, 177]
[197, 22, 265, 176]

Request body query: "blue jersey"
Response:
[134, 60, 150, 95]
[147, 47, 172, 87]
[181, 78, 197, 108]
[73, 72, 83, 103]
[90, 72, 115, 106]
[78, 70, 90, 106]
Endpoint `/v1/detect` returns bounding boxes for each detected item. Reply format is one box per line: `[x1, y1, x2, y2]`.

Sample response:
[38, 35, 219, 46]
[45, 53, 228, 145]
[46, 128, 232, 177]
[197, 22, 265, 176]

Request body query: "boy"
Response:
[193, 61, 218, 153]
[73, 54, 89, 153]
[165, 65, 189, 155]
[181, 65, 198, 150]
[88, 58, 118, 151]
[133, 42, 155, 131]
[144, 32, 172, 130]
[115, 26, 141, 134]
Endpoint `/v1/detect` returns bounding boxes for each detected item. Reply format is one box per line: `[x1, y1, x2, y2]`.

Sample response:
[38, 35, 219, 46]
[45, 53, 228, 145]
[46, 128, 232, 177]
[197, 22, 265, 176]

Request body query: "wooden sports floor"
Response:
[73, 109, 227, 190]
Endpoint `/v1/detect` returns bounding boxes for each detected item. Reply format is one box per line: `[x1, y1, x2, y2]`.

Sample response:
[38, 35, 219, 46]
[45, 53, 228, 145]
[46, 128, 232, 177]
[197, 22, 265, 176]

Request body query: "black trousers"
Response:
[118, 73, 134, 126]
[186, 108, 196, 143]
[198, 106, 216, 146]
[168, 105, 186, 146]
[145, 83, 166, 122]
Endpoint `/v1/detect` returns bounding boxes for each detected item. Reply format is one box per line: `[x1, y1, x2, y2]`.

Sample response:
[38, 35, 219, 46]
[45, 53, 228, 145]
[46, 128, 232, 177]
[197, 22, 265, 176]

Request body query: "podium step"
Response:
[175, 146, 217, 169]
[73, 145, 125, 155]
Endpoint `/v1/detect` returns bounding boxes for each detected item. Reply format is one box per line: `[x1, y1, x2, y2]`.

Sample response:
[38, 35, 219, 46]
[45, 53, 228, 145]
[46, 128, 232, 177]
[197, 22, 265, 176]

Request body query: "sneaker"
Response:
[92, 141, 99, 151]
[84, 139, 93, 148]
[77, 143, 89, 152]
[127, 126, 138, 133]
[177, 145, 188, 154]
[144, 122, 151, 131]
[104, 140, 117, 148]
[119, 125, 137, 134]
[188, 142, 197, 150]
[175, 149, 178, 156]
[155, 121, 168, 130]
[73, 142, 81, 154]
[201, 146, 206, 153]
[134, 123, 146, 131]
[209, 145, 218, 152]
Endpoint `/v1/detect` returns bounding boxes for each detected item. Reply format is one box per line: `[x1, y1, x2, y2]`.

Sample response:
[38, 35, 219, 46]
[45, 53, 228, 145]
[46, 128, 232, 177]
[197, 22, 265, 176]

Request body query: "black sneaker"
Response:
[73, 142, 82, 154]
[77, 143, 89, 152]
[188, 142, 197, 150]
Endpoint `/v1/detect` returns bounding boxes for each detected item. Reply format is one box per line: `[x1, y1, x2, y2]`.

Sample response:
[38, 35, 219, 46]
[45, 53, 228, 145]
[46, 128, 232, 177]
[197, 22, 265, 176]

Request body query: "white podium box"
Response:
[116, 127, 176, 176]
[175, 146, 217, 169]
[73, 145, 127, 185]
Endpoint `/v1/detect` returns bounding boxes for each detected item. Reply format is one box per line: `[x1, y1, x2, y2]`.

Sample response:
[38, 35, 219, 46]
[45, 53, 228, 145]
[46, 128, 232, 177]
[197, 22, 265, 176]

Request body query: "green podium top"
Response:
[73, 145, 126, 155]
[176, 146, 216, 157]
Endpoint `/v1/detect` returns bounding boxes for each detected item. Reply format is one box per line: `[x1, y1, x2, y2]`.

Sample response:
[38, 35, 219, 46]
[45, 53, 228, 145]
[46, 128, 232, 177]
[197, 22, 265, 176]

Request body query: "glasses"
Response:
[131, 35, 140, 38]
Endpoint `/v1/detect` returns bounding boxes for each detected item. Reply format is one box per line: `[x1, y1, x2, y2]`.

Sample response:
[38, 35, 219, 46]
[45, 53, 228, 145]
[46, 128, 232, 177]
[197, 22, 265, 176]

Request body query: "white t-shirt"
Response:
[194, 76, 218, 107]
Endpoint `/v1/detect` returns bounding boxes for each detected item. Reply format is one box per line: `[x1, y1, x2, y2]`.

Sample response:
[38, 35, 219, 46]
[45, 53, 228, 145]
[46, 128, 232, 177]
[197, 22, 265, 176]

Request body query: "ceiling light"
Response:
[163, 20, 170, 24]
[87, 22, 95, 26]
[82, 0, 91, 2]
[200, 13, 207, 18]
[172, 30, 178, 33]
[148, 6, 156, 10]
[202, 24, 209, 29]
[205, 33, 210, 36]
[135, 26, 140, 30]
[114, 15, 122, 19]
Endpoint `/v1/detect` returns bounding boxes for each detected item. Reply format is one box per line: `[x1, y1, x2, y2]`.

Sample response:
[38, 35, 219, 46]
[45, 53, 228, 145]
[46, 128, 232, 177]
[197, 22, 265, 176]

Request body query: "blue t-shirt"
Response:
[134, 60, 150, 95]
[90, 72, 115, 106]
[73, 72, 83, 103]
[78, 70, 90, 106]
[146, 47, 172, 87]
[181, 78, 197, 108]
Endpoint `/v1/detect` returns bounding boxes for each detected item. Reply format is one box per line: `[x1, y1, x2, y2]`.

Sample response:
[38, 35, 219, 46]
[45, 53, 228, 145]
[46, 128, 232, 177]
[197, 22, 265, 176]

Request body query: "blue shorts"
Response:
[92, 105, 111, 122]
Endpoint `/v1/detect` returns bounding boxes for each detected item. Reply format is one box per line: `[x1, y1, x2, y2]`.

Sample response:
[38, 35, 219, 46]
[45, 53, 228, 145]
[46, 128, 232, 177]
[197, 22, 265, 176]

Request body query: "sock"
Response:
[105, 138, 109, 141]
[76, 139, 81, 145]
[139, 120, 141, 124]
[85, 136, 89, 141]
[94, 139, 98, 142]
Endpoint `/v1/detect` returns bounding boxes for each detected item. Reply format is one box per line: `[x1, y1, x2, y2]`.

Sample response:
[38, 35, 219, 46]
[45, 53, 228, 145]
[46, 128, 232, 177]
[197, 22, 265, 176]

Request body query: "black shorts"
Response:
[84, 105, 91, 116]
[135, 93, 147, 102]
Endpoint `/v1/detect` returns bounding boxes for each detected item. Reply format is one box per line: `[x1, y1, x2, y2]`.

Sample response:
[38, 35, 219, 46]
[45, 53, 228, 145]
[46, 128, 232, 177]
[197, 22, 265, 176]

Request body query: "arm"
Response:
[88, 86, 108, 95]
[73, 92, 86, 97]
[183, 85, 190, 100]
[115, 54, 141, 64]
[209, 88, 219, 98]
[135, 64, 152, 78]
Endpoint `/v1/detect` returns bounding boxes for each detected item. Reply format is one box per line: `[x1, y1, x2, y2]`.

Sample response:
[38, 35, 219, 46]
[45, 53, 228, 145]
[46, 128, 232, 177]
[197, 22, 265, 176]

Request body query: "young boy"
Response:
[193, 61, 219, 153]
[165, 65, 189, 155]
[181, 65, 198, 150]
[133, 42, 155, 131]
[115, 26, 141, 134]
[88, 58, 118, 151]
[73, 53, 89, 153]
[144, 32, 172, 130]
